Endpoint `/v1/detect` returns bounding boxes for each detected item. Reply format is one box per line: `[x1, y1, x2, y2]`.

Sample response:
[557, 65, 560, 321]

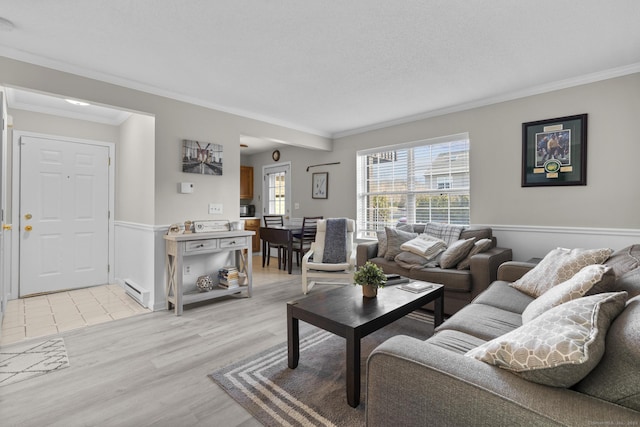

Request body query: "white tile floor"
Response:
[1, 284, 150, 346]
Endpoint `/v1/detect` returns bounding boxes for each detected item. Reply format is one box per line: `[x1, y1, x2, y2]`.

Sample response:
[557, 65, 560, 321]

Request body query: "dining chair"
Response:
[302, 218, 355, 294]
[292, 216, 322, 266]
[263, 215, 287, 269]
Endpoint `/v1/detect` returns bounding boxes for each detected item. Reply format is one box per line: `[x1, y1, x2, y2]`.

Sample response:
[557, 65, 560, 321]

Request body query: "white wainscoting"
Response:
[490, 225, 640, 262]
[114, 222, 168, 311]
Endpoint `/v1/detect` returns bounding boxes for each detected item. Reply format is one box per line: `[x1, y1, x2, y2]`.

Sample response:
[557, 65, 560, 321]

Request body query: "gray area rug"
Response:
[0, 338, 69, 387]
[210, 310, 434, 426]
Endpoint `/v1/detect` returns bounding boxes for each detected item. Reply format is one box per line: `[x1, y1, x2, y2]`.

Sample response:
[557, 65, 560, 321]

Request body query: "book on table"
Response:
[385, 274, 410, 285]
[398, 281, 435, 293]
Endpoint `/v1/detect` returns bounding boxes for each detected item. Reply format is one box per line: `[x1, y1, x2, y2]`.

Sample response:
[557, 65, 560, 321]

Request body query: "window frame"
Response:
[356, 133, 470, 239]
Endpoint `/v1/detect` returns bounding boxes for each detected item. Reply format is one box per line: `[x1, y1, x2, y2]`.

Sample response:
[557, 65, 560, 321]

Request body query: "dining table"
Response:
[259, 225, 302, 274]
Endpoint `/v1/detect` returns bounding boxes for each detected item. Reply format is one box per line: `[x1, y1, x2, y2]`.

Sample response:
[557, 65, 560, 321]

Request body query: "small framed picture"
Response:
[312, 172, 328, 199]
[522, 114, 587, 187]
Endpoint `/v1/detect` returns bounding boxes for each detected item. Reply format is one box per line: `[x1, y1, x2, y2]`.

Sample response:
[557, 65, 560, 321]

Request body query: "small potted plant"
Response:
[354, 261, 387, 298]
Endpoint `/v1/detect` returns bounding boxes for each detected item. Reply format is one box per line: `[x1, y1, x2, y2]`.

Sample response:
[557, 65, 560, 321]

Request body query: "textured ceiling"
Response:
[1, 0, 640, 138]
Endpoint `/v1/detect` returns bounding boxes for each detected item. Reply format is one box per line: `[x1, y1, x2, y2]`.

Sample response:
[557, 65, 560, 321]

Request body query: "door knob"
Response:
[25, 213, 32, 220]
[2, 224, 11, 230]
[25, 225, 33, 232]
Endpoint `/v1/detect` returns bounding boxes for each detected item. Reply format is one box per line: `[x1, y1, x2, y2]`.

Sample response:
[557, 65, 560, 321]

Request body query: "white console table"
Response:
[164, 230, 254, 315]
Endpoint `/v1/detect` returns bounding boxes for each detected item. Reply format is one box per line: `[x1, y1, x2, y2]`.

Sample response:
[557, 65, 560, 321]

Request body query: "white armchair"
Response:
[301, 218, 356, 294]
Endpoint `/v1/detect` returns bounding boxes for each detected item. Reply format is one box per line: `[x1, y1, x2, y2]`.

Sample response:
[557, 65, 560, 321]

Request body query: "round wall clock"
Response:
[272, 150, 280, 161]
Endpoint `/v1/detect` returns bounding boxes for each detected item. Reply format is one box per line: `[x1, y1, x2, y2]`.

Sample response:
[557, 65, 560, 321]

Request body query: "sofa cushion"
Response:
[574, 296, 640, 411]
[605, 244, 640, 278]
[384, 227, 418, 261]
[428, 329, 487, 355]
[394, 251, 429, 269]
[460, 226, 492, 241]
[425, 222, 466, 245]
[466, 292, 628, 388]
[521, 264, 610, 323]
[439, 238, 475, 269]
[457, 238, 493, 270]
[368, 257, 410, 277]
[614, 267, 640, 298]
[511, 247, 613, 297]
[435, 303, 522, 341]
[409, 266, 471, 293]
[377, 224, 413, 258]
[472, 281, 535, 314]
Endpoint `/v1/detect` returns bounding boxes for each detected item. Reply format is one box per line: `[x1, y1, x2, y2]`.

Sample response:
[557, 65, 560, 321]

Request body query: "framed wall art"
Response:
[182, 139, 223, 175]
[522, 114, 587, 187]
[312, 172, 328, 199]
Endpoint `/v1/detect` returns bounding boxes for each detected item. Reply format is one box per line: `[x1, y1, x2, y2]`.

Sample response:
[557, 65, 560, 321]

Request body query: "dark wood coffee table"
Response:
[287, 282, 444, 407]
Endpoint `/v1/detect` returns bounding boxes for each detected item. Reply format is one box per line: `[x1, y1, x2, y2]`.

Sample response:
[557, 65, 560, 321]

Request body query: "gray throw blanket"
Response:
[322, 218, 347, 263]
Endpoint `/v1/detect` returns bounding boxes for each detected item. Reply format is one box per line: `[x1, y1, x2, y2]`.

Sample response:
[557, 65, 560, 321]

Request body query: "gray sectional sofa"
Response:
[366, 246, 640, 426]
[357, 224, 512, 315]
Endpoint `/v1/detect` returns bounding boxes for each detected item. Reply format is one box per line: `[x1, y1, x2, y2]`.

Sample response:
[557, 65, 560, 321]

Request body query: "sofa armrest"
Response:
[497, 261, 537, 282]
[469, 247, 512, 299]
[367, 336, 640, 426]
[356, 240, 378, 267]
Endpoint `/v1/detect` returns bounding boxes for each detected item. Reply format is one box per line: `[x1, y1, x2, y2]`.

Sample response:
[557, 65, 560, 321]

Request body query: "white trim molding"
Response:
[488, 224, 640, 262]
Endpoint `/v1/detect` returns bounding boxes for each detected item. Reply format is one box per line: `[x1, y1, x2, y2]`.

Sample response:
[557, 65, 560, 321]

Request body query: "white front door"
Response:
[19, 136, 110, 296]
[262, 163, 291, 220]
[0, 90, 7, 316]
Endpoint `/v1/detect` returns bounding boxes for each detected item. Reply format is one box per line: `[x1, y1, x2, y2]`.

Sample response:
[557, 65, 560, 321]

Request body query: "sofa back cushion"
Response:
[574, 296, 640, 411]
[460, 226, 492, 241]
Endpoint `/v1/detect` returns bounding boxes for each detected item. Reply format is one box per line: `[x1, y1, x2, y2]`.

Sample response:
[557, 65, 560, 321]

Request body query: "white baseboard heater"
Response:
[124, 280, 150, 308]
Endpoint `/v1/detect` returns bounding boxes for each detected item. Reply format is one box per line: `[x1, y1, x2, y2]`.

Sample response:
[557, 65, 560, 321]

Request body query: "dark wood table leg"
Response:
[346, 329, 361, 407]
[434, 291, 444, 327]
[262, 239, 267, 268]
[287, 305, 299, 369]
[287, 233, 293, 274]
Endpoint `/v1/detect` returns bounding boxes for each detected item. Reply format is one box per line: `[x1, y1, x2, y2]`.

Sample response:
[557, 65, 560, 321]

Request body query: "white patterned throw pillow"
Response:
[510, 247, 613, 297]
[521, 264, 611, 323]
[466, 292, 628, 388]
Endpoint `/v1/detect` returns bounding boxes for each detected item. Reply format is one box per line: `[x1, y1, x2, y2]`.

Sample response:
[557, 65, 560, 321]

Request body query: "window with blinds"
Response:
[356, 133, 470, 238]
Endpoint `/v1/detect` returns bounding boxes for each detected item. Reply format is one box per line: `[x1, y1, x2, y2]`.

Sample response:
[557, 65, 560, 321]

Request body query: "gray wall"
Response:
[246, 73, 640, 230]
[1, 56, 332, 226]
[117, 113, 155, 224]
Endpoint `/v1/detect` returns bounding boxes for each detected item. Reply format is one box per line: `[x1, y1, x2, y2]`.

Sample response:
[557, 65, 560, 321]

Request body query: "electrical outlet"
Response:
[208, 203, 223, 214]
[294, 202, 300, 210]
[184, 265, 192, 275]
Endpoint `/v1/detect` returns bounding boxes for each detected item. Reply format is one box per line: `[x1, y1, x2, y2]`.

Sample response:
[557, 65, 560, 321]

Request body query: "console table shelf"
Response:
[164, 230, 254, 315]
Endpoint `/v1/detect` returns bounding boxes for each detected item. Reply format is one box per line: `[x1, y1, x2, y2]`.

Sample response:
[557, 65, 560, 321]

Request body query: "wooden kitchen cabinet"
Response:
[240, 166, 254, 200]
[244, 218, 261, 252]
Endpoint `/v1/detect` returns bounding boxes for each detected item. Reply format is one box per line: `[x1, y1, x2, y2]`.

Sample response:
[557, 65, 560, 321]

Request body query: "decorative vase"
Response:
[362, 284, 378, 298]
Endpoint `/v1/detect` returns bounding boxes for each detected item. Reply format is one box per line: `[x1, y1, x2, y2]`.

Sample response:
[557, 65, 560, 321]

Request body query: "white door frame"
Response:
[10, 131, 115, 299]
[262, 162, 292, 221]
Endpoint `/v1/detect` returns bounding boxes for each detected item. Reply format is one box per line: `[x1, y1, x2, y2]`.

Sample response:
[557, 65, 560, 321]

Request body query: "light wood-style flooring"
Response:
[0, 256, 332, 427]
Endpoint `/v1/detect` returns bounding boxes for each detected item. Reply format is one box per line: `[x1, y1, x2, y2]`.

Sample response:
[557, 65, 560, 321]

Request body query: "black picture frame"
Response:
[312, 172, 328, 199]
[522, 114, 587, 187]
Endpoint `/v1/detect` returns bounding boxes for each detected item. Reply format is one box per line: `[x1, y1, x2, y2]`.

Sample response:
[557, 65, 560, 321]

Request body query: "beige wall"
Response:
[3, 56, 639, 230]
[247, 73, 640, 230]
[117, 114, 155, 224]
[1, 56, 331, 225]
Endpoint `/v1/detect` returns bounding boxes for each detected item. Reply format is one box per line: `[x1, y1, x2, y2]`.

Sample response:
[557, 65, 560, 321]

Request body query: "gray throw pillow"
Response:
[384, 227, 418, 261]
[521, 264, 609, 323]
[466, 292, 628, 388]
[378, 224, 413, 258]
[376, 231, 387, 258]
[511, 247, 613, 298]
[456, 238, 493, 270]
[394, 251, 429, 269]
[439, 238, 475, 269]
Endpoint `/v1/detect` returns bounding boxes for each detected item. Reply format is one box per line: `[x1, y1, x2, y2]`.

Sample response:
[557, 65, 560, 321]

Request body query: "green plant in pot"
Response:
[354, 261, 387, 298]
